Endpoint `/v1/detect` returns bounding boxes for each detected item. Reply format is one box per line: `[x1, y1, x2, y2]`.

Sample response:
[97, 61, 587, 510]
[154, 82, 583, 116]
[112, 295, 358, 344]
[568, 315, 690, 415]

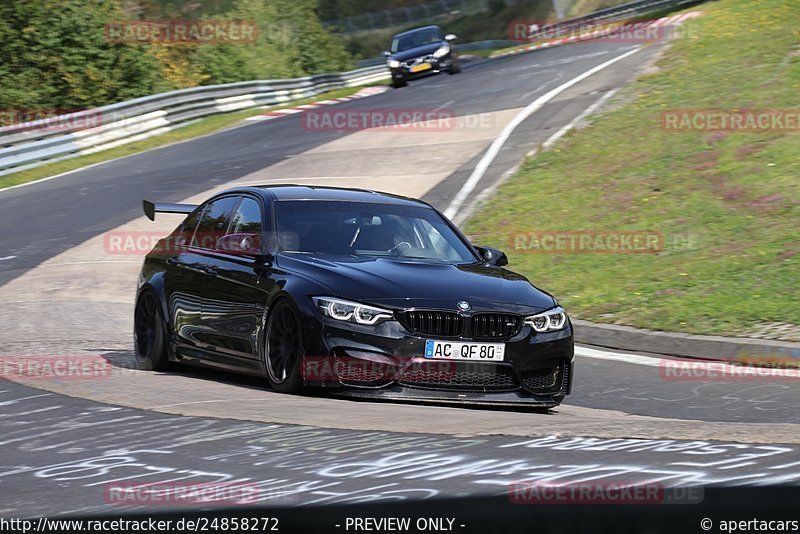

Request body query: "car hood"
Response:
[277, 253, 556, 314]
[391, 42, 445, 61]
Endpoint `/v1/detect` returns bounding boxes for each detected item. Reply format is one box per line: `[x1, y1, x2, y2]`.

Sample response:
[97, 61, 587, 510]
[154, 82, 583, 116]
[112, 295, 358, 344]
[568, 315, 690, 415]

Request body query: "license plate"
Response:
[424, 340, 505, 362]
[410, 63, 431, 73]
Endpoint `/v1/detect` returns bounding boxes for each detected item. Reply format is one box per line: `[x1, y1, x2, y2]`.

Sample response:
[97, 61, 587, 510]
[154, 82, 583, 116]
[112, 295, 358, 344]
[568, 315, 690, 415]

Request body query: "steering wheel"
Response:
[387, 241, 412, 255]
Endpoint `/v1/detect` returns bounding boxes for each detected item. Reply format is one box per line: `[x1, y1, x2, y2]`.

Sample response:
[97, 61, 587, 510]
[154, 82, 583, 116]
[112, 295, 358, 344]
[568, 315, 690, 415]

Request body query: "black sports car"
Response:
[384, 25, 461, 88]
[135, 186, 574, 407]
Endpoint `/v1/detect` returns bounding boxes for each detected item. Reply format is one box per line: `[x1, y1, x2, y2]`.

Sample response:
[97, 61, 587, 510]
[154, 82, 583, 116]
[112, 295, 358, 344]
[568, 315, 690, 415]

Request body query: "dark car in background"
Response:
[384, 25, 461, 88]
[134, 186, 573, 408]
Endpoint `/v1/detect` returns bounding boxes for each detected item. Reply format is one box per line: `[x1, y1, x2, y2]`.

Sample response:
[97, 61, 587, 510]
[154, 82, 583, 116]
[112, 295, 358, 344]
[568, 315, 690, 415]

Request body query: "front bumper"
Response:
[390, 53, 453, 82]
[300, 312, 574, 407]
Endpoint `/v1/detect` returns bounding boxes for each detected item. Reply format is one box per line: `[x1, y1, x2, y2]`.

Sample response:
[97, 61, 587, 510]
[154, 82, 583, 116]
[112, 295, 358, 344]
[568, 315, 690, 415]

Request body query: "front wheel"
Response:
[391, 78, 407, 88]
[134, 290, 172, 371]
[264, 300, 304, 393]
[448, 60, 461, 74]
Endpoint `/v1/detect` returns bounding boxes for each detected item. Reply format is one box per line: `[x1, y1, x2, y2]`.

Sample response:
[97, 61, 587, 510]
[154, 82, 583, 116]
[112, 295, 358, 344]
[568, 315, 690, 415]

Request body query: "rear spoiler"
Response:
[143, 200, 197, 221]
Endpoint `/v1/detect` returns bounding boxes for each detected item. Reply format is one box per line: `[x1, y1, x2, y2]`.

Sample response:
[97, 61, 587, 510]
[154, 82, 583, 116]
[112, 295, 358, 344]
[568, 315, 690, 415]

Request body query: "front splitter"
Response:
[328, 384, 563, 409]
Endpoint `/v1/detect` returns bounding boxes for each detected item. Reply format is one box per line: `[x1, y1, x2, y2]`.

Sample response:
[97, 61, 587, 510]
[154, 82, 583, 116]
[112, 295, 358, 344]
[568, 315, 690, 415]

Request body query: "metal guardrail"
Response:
[0, 65, 390, 177]
[531, 0, 701, 39]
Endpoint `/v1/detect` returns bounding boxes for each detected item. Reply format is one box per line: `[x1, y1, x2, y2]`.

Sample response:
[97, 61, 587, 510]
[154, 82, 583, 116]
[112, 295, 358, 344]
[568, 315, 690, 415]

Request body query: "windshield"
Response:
[274, 200, 476, 262]
[391, 27, 444, 53]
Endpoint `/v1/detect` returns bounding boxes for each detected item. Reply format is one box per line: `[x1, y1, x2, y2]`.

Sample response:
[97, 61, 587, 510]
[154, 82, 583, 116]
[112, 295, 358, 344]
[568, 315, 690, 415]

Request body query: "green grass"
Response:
[0, 85, 377, 190]
[466, 0, 800, 337]
[461, 48, 503, 58]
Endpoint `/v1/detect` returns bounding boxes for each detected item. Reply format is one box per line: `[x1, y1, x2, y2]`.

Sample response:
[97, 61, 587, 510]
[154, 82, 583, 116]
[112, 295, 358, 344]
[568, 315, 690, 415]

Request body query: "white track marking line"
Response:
[433, 99, 455, 112]
[575, 345, 784, 376]
[0, 255, 17, 261]
[442, 46, 641, 220]
[451, 87, 620, 225]
[542, 88, 619, 150]
[575, 345, 663, 367]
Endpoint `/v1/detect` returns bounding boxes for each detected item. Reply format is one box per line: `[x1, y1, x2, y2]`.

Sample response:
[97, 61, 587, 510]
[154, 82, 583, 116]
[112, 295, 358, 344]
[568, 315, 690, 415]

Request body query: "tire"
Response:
[264, 299, 304, 393]
[391, 78, 407, 88]
[448, 60, 461, 74]
[134, 289, 172, 371]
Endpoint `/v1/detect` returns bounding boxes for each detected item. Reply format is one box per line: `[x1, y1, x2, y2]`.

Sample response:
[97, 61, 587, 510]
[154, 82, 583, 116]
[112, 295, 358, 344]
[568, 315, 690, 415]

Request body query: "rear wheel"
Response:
[134, 290, 171, 371]
[391, 78, 407, 88]
[448, 60, 461, 74]
[264, 300, 304, 393]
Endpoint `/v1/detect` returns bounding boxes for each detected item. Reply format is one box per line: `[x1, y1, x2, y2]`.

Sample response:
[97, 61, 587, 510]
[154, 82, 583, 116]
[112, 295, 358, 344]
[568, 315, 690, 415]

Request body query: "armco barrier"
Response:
[530, 0, 702, 40]
[0, 66, 390, 177]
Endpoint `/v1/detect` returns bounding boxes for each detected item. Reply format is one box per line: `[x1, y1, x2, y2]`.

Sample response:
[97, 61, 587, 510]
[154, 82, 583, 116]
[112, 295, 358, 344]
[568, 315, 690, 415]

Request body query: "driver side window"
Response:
[219, 197, 264, 254]
[229, 197, 262, 235]
[192, 196, 239, 250]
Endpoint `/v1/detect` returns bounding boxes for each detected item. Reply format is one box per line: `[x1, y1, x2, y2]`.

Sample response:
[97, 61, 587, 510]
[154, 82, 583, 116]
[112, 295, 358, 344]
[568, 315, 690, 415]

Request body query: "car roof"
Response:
[218, 185, 433, 208]
[393, 25, 443, 38]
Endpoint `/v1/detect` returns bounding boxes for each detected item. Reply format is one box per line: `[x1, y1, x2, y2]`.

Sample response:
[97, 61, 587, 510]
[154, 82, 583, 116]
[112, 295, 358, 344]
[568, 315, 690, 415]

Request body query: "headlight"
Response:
[433, 44, 450, 58]
[524, 306, 568, 333]
[387, 59, 400, 68]
[312, 297, 394, 326]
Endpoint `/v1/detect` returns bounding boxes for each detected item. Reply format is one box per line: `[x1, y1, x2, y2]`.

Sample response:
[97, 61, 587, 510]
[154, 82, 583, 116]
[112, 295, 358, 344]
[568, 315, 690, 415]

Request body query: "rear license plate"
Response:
[410, 63, 432, 73]
[424, 340, 505, 362]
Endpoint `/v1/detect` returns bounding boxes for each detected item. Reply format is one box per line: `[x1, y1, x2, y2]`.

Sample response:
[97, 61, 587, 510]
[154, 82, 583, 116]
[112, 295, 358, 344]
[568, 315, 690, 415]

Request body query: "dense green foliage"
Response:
[0, 0, 352, 119]
[0, 0, 168, 113]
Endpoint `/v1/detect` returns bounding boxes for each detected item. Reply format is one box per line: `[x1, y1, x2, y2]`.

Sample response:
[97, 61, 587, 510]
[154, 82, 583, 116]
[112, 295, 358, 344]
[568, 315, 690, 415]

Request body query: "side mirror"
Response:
[216, 233, 262, 256]
[444, 34, 457, 42]
[382, 50, 391, 57]
[475, 246, 508, 267]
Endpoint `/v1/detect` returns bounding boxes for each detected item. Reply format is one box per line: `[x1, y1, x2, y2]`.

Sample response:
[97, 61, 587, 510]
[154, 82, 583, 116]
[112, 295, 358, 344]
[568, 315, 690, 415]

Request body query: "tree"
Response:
[0, 0, 168, 114]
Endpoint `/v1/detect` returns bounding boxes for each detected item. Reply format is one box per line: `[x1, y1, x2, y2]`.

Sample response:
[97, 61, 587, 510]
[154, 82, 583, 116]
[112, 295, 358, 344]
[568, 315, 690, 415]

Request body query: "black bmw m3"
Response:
[135, 186, 574, 408]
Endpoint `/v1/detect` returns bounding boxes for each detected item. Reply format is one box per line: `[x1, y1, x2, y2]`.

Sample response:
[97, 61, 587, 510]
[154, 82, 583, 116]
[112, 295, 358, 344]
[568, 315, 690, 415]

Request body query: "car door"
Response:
[161, 203, 211, 348]
[170, 195, 240, 352]
[200, 195, 273, 366]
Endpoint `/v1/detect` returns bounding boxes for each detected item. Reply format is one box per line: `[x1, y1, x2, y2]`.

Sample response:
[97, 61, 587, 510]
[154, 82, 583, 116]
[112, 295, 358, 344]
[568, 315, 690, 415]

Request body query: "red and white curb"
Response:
[245, 86, 389, 122]
[495, 11, 703, 58]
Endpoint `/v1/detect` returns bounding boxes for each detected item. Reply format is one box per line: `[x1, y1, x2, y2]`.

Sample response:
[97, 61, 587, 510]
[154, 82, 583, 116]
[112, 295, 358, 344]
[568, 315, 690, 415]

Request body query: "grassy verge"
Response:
[0, 85, 379, 190]
[461, 48, 503, 58]
[466, 0, 800, 337]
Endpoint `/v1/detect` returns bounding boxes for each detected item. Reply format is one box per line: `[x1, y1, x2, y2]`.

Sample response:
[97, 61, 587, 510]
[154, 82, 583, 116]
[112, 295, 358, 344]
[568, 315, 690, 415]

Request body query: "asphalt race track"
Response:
[1, 37, 798, 518]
